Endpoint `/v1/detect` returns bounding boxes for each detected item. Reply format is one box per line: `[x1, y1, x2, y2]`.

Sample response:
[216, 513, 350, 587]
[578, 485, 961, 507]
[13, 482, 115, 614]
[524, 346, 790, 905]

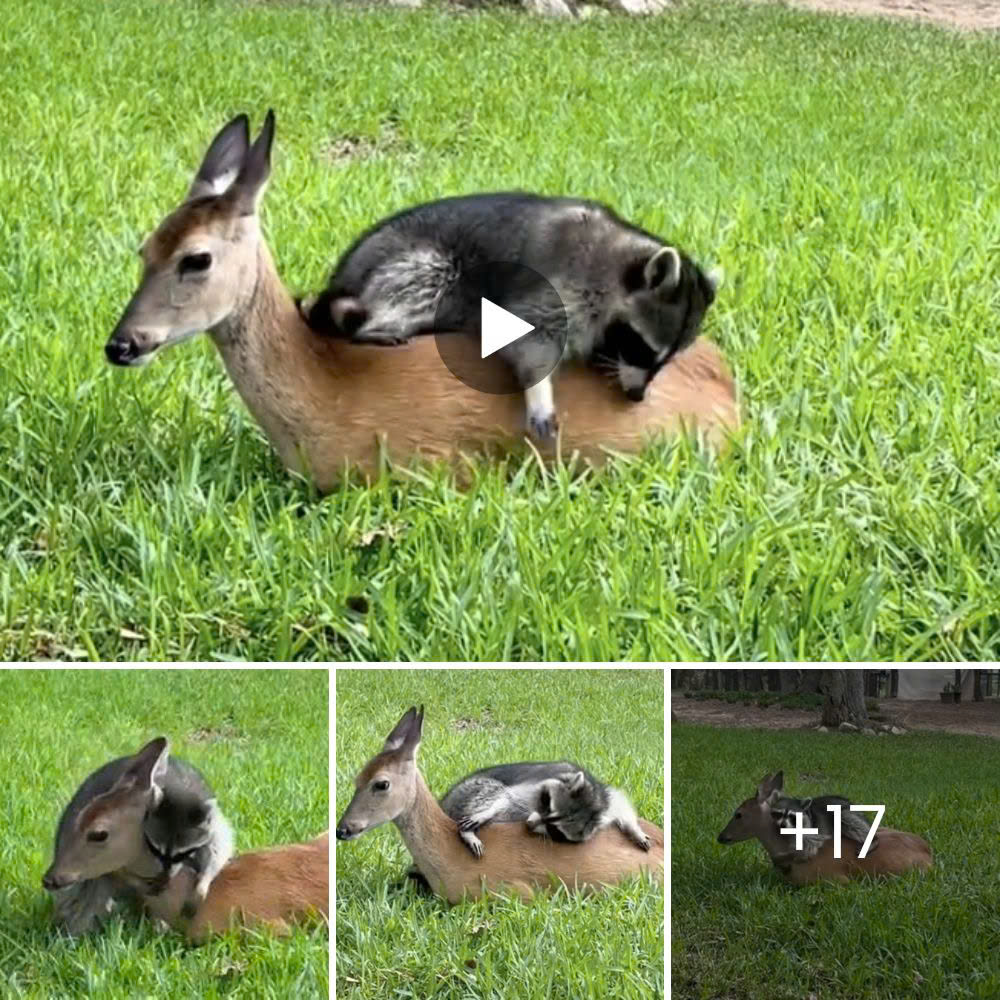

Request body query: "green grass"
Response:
[2, 0, 999, 659]
[0, 669, 328, 999]
[335, 668, 664, 1000]
[672, 722, 1000, 1000]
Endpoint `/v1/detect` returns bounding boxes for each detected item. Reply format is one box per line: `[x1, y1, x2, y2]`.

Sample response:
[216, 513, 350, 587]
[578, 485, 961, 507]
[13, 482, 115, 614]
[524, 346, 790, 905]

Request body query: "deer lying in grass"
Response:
[143, 832, 329, 942]
[104, 110, 739, 492]
[717, 772, 933, 885]
[336, 707, 663, 903]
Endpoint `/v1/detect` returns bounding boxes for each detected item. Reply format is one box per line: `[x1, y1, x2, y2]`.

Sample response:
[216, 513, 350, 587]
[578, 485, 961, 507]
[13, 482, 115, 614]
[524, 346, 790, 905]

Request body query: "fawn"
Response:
[717, 772, 933, 885]
[336, 706, 663, 903]
[104, 111, 738, 491]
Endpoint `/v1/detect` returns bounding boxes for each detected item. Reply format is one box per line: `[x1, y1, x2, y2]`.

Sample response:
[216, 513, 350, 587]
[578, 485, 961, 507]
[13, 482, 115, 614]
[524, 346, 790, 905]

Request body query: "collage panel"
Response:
[334, 667, 665, 1000]
[1, 668, 329, 998]
[671, 667, 1000, 1000]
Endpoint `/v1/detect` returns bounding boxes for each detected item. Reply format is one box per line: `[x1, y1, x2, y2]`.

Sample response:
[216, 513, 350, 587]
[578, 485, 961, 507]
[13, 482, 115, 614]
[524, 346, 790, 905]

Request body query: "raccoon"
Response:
[771, 793, 879, 858]
[300, 192, 719, 439]
[142, 757, 234, 919]
[438, 761, 650, 858]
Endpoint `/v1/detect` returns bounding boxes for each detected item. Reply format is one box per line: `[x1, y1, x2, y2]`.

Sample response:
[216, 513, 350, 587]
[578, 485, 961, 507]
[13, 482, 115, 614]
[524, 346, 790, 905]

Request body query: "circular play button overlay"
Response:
[432, 261, 567, 395]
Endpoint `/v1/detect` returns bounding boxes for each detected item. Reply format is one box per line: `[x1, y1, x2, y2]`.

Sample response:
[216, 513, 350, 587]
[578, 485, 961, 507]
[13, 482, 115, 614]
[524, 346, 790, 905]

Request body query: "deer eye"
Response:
[372, 780, 390, 792]
[87, 830, 109, 843]
[179, 252, 212, 276]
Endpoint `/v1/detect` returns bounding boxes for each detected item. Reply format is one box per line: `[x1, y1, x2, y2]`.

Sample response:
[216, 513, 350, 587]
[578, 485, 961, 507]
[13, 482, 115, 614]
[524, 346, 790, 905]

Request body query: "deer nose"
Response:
[336, 824, 361, 841]
[105, 334, 139, 365]
[42, 869, 74, 890]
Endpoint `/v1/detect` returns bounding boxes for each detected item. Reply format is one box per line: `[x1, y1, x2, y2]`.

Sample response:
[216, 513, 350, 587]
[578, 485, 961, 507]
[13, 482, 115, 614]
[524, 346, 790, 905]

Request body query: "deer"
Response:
[335, 706, 663, 903]
[142, 832, 329, 942]
[717, 772, 933, 886]
[104, 110, 739, 493]
[41, 737, 327, 941]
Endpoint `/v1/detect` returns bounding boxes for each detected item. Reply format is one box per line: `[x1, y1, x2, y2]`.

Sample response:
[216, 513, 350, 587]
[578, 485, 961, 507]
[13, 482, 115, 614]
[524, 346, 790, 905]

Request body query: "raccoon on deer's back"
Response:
[300, 192, 719, 440]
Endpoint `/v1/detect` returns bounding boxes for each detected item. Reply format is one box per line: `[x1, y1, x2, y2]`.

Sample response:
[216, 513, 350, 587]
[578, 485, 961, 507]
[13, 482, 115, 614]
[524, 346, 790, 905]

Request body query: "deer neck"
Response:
[753, 819, 799, 865]
[208, 240, 322, 476]
[392, 768, 456, 893]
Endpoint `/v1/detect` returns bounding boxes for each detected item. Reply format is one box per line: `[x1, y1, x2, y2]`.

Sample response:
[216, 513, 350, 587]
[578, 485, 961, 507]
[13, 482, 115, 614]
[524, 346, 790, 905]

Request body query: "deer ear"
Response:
[228, 108, 274, 216]
[119, 737, 170, 798]
[188, 114, 250, 201]
[382, 705, 424, 757]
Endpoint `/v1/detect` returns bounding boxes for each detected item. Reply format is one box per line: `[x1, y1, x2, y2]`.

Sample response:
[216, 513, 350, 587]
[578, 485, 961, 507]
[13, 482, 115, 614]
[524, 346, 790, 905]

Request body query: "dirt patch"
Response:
[754, 0, 1000, 32]
[319, 118, 411, 165]
[188, 715, 247, 743]
[451, 708, 500, 731]
[671, 697, 1000, 739]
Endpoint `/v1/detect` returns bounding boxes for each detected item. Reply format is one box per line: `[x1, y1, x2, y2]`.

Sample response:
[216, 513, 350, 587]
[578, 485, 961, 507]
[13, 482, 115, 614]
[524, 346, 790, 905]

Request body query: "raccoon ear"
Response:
[706, 266, 724, 293]
[644, 246, 682, 291]
[568, 771, 586, 794]
[331, 296, 368, 336]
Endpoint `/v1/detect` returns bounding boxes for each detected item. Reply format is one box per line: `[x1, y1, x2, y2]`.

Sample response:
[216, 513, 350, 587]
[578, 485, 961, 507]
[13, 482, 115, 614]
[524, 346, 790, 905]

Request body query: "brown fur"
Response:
[216, 250, 740, 492]
[396, 772, 663, 904]
[144, 832, 329, 942]
[776, 828, 933, 886]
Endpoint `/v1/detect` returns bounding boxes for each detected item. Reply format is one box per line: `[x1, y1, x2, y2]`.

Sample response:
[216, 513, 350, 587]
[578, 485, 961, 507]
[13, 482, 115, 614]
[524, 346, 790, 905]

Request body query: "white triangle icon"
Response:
[480, 298, 534, 359]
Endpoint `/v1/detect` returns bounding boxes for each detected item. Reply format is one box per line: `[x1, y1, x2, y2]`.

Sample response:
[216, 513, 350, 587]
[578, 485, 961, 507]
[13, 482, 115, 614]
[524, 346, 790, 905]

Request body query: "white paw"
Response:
[528, 409, 558, 440]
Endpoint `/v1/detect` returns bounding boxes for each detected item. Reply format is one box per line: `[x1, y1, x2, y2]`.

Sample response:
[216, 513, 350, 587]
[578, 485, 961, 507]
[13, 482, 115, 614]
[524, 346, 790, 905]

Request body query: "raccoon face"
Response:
[538, 773, 602, 843]
[143, 797, 213, 871]
[608, 247, 719, 400]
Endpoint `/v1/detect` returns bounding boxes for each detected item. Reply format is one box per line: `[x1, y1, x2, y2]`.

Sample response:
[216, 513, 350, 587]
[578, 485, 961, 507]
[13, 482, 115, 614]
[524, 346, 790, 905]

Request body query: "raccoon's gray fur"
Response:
[771, 793, 879, 858]
[142, 757, 234, 918]
[438, 761, 650, 858]
[301, 192, 719, 439]
[47, 749, 232, 933]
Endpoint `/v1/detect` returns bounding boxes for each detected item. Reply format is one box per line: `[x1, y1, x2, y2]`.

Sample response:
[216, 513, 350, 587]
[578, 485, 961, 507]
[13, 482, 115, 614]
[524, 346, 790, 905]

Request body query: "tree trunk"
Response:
[743, 670, 763, 692]
[820, 670, 868, 727]
[973, 670, 982, 702]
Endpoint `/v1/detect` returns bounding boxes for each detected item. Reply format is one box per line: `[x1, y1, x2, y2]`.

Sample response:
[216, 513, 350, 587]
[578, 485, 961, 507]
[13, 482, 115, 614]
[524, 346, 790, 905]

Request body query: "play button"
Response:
[433, 261, 567, 395]
[480, 298, 535, 358]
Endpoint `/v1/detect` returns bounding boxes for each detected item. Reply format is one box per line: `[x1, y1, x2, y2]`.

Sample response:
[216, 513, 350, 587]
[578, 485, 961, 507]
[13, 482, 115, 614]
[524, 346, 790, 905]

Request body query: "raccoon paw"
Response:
[459, 829, 485, 858]
[527, 411, 558, 441]
[458, 817, 480, 832]
[636, 834, 652, 852]
[351, 327, 410, 347]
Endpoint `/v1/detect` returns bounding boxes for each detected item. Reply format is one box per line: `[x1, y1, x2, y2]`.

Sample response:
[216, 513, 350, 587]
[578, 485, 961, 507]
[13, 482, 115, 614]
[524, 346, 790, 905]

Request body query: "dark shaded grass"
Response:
[671, 722, 1000, 1000]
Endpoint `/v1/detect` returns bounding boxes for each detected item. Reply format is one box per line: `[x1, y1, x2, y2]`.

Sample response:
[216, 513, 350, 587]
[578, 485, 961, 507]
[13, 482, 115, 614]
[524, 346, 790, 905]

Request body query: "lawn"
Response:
[2, 0, 999, 659]
[671, 722, 1000, 1000]
[0, 669, 328, 999]
[335, 668, 665, 1000]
